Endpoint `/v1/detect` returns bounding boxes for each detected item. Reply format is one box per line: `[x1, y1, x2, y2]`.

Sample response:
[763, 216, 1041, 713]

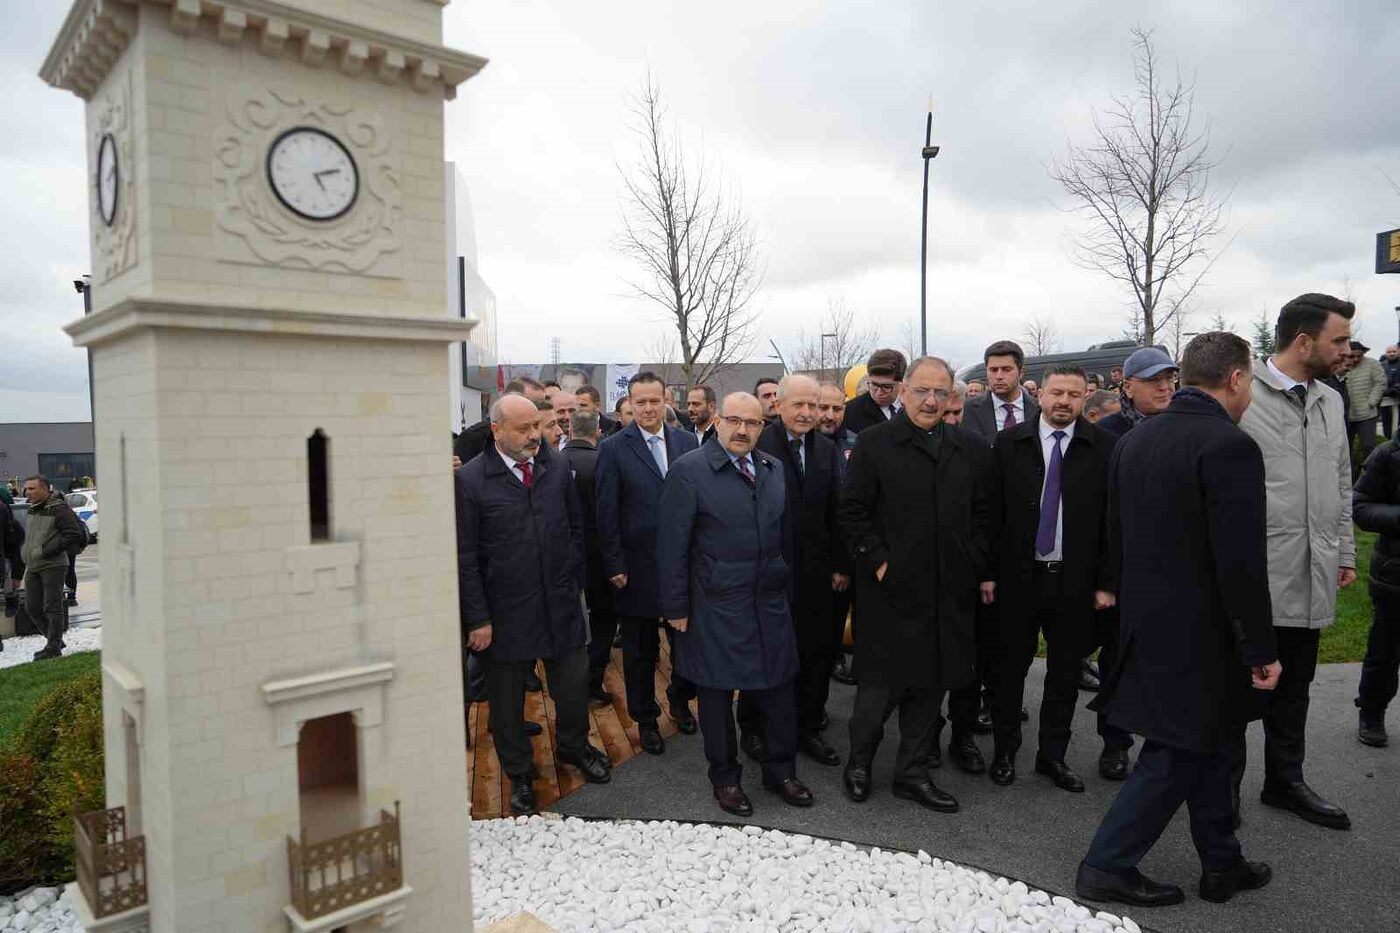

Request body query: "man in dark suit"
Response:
[963, 340, 1041, 444]
[838, 357, 991, 814]
[455, 395, 612, 815]
[1077, 332, 1279, 908]
[686, 384, 719, 446]
[596, 371, 701, 754]
[818, 381, 860, 688]
[982, 365, 1114, 791]
[574, 384, 619, 436]
[562, 410, 617, 705]
[737, 374, 850, 766]
[454, 377, 546, 464]
[842, 348, 907, 435]
[755, 377, 781, 420]
[658, 392, 813, 815]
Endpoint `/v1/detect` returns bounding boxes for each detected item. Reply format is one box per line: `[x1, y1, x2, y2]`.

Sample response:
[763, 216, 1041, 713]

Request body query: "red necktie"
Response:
[518, 461, 533, 488]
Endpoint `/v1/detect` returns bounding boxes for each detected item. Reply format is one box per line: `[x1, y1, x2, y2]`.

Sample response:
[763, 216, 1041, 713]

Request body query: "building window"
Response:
[37, 452, 96, 488]
[297, 712, 361, 844]
[308, 429, 330, 542]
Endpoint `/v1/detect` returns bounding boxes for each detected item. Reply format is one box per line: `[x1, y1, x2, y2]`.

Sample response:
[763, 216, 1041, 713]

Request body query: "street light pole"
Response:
[919, 100, 940, 357]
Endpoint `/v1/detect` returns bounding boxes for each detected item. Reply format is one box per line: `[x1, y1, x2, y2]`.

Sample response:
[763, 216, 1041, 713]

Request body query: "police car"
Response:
[65, 488, 99, 542]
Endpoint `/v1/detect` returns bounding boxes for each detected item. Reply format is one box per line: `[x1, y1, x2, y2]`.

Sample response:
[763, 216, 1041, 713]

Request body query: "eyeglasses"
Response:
[721, 416, 766, 431]
[904, 385, 951, 402]
[869, 380, 899, 393]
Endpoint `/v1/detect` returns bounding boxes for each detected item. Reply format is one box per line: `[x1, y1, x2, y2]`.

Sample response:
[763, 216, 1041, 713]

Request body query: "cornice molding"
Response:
[41, 0, 487, 101]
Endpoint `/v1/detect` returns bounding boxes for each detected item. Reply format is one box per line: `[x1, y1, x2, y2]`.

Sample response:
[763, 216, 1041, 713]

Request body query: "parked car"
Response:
[66, 489, 99, 542]
[956, 340, 1142, 385]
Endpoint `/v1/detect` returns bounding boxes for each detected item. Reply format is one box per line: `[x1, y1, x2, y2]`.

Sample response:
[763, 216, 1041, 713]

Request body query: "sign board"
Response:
[1378, 228, 1400, 274]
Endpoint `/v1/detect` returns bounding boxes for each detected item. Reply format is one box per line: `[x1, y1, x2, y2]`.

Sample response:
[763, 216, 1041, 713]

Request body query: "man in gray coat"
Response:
[19, 476, 85, 660]
[1344, 340, 1387, 472]
[1236, 293, 1357, 830]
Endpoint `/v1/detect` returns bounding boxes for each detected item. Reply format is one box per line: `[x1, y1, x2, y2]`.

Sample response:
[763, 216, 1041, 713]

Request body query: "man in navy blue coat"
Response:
[658, 392, 812, 817]
[456, 395, 612, 816]
[1078, 333, 1280, 909]
[596, 371, 700, 754]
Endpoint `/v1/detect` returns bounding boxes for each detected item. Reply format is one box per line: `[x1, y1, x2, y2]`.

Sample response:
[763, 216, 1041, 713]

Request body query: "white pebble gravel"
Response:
[0, 887, 81, 932]
[471, 815, 1140, 932]
[0, 630, 101, 671]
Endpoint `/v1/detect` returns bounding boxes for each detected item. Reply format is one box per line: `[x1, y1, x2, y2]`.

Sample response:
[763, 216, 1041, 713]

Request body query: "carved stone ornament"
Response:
[92, 66, 137, 283]
[215, 88, 402, 276]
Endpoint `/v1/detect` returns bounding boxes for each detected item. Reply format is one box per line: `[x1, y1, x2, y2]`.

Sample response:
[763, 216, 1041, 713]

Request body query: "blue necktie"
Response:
[648, 435, 666, 477]
[1036, 430, 1065, 557]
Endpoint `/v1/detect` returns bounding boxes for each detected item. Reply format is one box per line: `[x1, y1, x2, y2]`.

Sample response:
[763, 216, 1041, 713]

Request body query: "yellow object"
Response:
[844, 365, 867, 400]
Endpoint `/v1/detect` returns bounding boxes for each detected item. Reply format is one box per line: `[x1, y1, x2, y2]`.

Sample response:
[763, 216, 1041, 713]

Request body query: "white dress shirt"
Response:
[995, 392, 1026, 431]
[1036, 417, 1075, 561]
[641, 425, 668, 472]
[1267, 356, 1310, 394]
[880, 400, 903, 420]
[497, 448, 536, 484]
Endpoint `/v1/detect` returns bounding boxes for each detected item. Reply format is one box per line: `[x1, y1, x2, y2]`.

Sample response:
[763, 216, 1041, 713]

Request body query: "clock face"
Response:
[96, 133, 118, 227]
[266, 127, 359, 221]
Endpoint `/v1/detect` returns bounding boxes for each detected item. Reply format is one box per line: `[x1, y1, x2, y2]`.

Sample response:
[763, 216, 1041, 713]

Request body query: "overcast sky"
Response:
[4, 0, 1398, 421]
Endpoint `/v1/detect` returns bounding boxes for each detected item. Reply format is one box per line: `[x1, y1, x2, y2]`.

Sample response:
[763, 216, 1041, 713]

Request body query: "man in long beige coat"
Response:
[1236, 293, 1357, 831]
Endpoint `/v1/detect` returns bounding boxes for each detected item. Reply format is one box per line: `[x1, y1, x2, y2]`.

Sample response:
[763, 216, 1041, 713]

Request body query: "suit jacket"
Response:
[595, 421, 700, 617]
[1091, 389, 1277, 752]
[454, 443, 587, 663]
[561, 439, 602, 561]
[838, 414, 991, 689]
[963, 390, 1041, 446]
[657, 439, 798, 690]
[693, 422, 718, 447]
[843, 392, 897, 435]
[987, 416, 1113, 649]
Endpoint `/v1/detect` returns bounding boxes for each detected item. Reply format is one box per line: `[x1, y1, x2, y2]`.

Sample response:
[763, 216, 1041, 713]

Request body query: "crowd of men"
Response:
[452, 291, 1399, 911]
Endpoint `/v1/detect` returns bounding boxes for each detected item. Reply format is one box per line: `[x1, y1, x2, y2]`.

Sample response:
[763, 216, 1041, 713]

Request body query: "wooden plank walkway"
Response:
[466, 639, 687, 818]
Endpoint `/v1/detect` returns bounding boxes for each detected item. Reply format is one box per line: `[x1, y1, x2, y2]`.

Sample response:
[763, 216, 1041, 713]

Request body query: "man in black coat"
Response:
[818, 381, 860, 687]
[962, 340, 1041, 444]
[737, 375, 850, 766]
[1077, 333, 1279, 909]
[574, 384, 619, 436]
[838, 356, 991, 814]
[982, 365, 1114, 791]
[454, 377, 546, 464]
[658, 392, 812, 816]
[455, 395, 611, 815]
[595, 371, 701, 754]
[562, 410, 617, 705]
[1353, 439, 1400, 747]
[842, 348, 907, 435]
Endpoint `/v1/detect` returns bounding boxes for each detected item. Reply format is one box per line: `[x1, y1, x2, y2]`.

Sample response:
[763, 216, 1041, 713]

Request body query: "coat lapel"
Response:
[625, 423, 664, 480]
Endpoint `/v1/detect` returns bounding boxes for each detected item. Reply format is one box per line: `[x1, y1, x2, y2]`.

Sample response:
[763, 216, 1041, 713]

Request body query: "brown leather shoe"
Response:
[713, 784, 753, 816]
[762, 776, 815, 807]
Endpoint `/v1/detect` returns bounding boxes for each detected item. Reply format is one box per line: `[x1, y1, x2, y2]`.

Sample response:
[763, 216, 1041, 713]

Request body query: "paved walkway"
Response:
[553, 660, 1397, 933]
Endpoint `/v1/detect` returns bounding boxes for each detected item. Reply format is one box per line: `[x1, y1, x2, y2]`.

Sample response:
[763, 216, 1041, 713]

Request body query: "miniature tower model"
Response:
[41, 2, 485, 930]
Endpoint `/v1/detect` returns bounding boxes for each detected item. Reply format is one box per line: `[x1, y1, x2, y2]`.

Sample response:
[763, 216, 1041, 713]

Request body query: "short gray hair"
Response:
[777, 373, 819, 399]
[570, 410, 600, 439]
[951, 380, 968, 400]
[904, 356, 955, 384]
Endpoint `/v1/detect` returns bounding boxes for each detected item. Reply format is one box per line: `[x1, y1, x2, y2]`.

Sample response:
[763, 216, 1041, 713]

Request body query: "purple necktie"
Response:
[1002, 403, 1017, 429]
[1036, 431, 1065, 557]
[737, 456, 755, 487]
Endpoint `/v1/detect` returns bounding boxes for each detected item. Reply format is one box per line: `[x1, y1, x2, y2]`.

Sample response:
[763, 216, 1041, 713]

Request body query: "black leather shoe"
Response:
[892, 779, 959, 813]
[989, 751, 1016, 786]
[1075, 861, 1184, 908]
[949, 735, 986, 774]
[65, 592, 79, 608]
[831, 656, 858, 685]
[670, 702, 698, 735]
[558, 745, 611, 784]
[1035, 755, 1085, 793]
[714, 784, 753, 816]
[973, 703, 993, 735]
[1078, 658, 1101, 692]
[1260, 780, 1351, 829]
[843, 763, 872, 802]
[33, 648, 63, 661]
[524, 720, 542, 737]
[1358, 710, 1388, 748]
[639, 725, 665, 756]
[588, 685, 613, 706]
[1199, 860, 1272, 904]
[799, 733, 842, 766]
[763, 776, 815, 807]
[508, 779, 538, 816]
[740, 731, 770, 763]
[525, 667, 543, 692]
[1098, 748, 1129, 781]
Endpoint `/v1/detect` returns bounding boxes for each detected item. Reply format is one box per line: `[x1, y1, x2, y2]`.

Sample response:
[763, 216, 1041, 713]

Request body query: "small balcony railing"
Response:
[74, 806, 148, 919]
[287, 802, 403, 921]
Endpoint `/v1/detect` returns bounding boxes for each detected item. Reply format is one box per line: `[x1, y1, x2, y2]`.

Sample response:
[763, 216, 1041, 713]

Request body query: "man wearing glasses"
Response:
[843, 349, 908, 435]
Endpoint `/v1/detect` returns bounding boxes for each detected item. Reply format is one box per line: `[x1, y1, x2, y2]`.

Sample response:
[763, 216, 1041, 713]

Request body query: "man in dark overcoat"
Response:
[561, 409, 617, 705]
[1078, 333, 1280, 909]
[838, 356, 991, 814]
[456, 395, 612, 816]
[595, 371, 701, 754]
[842, 348, 908, 435]
[657, 392, 812, 817]
[737, 374, 850, 767]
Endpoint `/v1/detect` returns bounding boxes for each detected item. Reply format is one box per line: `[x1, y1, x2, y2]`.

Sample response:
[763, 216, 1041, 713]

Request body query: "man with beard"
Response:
[658, 393, 812, 815]
[1234, 293, 1357, 831]
[981, 366, 1114, 791]
[839, 357, 991, 813]
[454, 377, 545, 464]
[755, 377, 781, 420]
[818, 381, 860, 689]
[455, 395, 612, 814]
[687, 384, 719, 446]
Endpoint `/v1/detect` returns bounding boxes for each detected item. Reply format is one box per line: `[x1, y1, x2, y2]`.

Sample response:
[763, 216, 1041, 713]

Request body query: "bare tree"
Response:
[1021, 313, 1062, 356]
[790, 298, 880, 383]
[1051, 28, 1228, 345]
[617, 76, 762, 389]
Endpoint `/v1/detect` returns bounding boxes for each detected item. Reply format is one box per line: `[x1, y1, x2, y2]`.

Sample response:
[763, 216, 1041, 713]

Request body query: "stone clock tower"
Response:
[41, 2, 484, 931]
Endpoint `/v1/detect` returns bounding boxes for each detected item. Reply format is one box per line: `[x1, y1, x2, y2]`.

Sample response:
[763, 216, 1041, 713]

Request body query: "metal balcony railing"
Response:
[74, 806, 148, 919]
[287, 802, 403, 921]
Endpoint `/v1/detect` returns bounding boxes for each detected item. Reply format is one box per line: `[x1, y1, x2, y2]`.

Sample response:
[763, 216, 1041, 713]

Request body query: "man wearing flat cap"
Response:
[1096, 347, 1178, 441]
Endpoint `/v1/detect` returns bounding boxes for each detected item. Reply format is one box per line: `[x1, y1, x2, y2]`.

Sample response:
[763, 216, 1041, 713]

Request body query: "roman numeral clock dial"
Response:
[266, 127, 359, 221]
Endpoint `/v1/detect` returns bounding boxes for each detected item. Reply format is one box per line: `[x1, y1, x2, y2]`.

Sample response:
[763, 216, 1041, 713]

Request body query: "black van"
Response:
[956, 340, 1142, 385]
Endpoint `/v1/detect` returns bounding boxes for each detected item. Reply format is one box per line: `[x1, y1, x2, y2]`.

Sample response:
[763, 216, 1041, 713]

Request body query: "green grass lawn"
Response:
[1324, 529, 1375, 664]
[0, 650, 101, 747]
